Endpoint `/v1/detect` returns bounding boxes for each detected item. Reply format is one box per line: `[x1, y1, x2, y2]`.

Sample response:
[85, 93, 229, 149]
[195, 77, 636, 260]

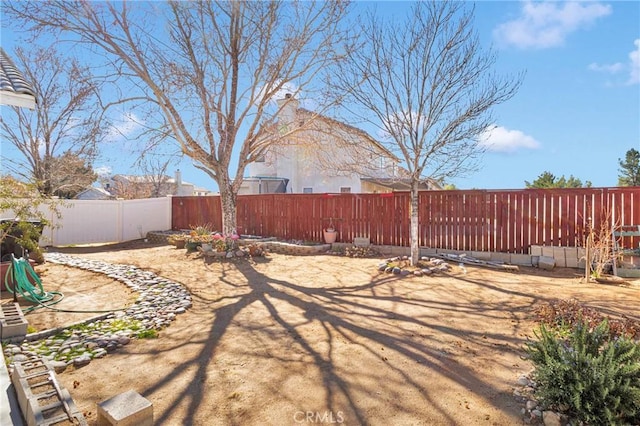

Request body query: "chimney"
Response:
[276, 93, 299, 130]
[175, 169, 182, 195]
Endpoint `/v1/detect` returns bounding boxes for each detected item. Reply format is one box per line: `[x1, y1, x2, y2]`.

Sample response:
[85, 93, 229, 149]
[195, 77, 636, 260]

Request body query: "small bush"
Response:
[526, 319, 640, 425]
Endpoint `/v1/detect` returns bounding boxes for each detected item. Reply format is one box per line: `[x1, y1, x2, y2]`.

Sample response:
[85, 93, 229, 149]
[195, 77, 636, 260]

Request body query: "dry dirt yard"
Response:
[9, 241, 640, 425]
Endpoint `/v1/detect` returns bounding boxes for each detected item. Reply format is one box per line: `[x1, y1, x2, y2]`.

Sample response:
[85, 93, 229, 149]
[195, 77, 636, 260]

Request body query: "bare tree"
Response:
[5, 1, 352, 234]
[0, 46, 106, 196]
[45, 152, 98, 198]
[331, 2, 522, 264]
[137, 154, 180, 198]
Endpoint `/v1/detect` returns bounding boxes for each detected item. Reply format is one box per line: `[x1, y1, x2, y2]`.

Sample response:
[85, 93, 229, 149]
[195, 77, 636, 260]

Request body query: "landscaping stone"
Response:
[73, 354, 92, 368]
[542, 411, 561, 426]
[2, 253, 191, 371]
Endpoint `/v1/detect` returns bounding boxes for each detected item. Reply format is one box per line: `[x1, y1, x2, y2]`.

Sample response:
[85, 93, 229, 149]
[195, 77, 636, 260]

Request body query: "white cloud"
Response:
[94, 166, 112, 177]
[478, 126, 541, 153]
[588, 39, 640, 85]
[106, 111, 143, 142]
[628, 39, 640, 85]
[493, 1, 611, 49]
[588, 62, 623, 73]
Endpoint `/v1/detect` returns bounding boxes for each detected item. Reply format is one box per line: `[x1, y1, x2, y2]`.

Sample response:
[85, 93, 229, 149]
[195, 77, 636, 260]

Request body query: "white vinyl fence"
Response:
[2, 197, 171, 247]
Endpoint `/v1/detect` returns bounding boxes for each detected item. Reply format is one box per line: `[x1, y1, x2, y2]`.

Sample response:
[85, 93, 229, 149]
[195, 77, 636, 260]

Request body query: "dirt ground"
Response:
[3, 240, 639, 425]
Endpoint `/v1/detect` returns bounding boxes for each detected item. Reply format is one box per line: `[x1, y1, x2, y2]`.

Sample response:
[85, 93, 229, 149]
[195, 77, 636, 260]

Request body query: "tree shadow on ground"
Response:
[138, 257, 558, 425]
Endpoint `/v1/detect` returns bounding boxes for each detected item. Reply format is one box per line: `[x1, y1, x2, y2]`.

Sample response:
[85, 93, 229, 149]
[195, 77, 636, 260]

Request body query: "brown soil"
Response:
[4, 240, 640, 425]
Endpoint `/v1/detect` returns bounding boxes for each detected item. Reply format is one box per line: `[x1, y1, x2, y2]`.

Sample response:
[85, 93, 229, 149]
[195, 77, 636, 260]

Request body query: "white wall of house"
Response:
[0, 197, 172, 246]
[246, 96, 397, 194]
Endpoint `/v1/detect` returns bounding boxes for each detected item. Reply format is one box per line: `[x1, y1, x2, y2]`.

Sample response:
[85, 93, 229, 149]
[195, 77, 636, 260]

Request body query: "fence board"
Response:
[171, 187, 640, 253]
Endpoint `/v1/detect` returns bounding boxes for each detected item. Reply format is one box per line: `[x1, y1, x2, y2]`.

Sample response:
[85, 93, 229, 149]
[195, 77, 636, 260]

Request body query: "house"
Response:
[0, 48, 36, 109]
[99, 170, 214, 199]
[75, 186, 116, 200]
[240, 94, 441, 194]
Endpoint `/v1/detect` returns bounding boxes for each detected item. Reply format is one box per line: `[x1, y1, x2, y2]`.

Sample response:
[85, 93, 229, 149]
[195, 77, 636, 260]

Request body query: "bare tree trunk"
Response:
[410, 179, 420, 266]
[219, 182, 238, 236]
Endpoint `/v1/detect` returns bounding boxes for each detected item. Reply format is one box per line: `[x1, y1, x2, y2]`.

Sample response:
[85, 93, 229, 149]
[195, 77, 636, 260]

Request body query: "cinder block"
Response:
[539, 256, 556, 270]
[391, 246, 409, 256]
[98, 389, 153, 426]
[565, 257, 579, 268]
[565, 247, 579, 269]
[436, 249, 458, 255]
[471, 251, 491, 260]
[419, 247, 437, 256]
[489, 252, 511, 263]
[12, 363, 53, 412]
[16, 374, 54, 415]
[11, 359, 51, 381]
[510, 254, 533, 266]
[353, 237, 370, 247]
[541, 247, 554, 258]
[11, 360, 86, 426]
[564, 247, 578, 258]
[553, 247, 566, 267]
[529, 245, 543, 256]
[28, 387, 86, 426]
[0, 303, 28, 341]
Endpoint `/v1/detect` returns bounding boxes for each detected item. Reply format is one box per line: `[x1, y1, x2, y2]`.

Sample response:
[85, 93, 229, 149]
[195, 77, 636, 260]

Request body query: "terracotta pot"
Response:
[323, 229, 337, 244]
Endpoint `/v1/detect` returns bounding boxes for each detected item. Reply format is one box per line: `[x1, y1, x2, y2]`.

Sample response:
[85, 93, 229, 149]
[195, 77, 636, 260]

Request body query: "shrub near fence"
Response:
[172, 187, 640, 254]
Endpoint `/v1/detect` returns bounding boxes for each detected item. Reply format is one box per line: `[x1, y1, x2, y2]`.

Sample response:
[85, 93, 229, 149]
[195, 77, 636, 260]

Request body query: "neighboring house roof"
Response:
[0, 48, 36, 109]
[109, 174, 211, 197]
[112, 174, 170, 183]
[75, 186, 116, 200]
[361, 177, 443, 191]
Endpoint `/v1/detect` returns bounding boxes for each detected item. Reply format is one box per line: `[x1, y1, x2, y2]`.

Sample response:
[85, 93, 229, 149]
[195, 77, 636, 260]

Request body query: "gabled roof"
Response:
[0, 48, 36, 109]
[76, 186, 116, 200]
[361, 177, 442, 191]
[295, 108, 398, 161]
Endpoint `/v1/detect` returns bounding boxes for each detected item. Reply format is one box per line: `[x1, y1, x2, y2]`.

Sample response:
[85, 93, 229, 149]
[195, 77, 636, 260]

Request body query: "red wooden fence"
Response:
[172, 187, 640, 254]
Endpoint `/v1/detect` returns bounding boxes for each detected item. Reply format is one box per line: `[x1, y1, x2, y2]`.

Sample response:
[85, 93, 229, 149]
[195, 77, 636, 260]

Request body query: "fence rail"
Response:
[172, 187, 640, 254]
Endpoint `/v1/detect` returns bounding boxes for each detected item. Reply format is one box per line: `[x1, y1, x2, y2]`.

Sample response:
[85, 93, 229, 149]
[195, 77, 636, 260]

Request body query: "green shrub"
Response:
[526, 319, 640, 425]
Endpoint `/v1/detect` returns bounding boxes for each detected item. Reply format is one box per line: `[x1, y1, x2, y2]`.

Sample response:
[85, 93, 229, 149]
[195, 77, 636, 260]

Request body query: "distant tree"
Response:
[46, 153, 97, 199]
[617, 148, 640, 186]
[443, 184, 458, 190]
[0, 46, 106, 196]
[525, 171, 592, 188]
[330, 2, 522, 265]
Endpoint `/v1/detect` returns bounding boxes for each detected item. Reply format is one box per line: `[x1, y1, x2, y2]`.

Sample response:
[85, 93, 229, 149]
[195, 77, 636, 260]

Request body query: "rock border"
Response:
[2, 252, 191, 372]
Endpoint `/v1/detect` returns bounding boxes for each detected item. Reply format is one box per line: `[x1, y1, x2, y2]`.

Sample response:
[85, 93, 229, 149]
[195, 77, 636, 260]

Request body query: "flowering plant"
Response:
[211, 232, 241, 252]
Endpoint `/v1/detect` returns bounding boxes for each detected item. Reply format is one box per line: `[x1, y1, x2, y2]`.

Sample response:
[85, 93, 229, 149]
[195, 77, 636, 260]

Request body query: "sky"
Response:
[453, 0, 640, 189]
[1, 1, 639, 192]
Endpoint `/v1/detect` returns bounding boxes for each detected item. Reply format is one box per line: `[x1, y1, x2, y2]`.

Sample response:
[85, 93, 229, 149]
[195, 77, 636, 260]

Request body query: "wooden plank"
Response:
[170, 188, 640, 253]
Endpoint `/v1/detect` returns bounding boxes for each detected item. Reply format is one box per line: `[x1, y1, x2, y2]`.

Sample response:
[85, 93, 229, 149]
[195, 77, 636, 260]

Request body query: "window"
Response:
[340, 187, 351, 193]
[303, 187, 313, 193]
